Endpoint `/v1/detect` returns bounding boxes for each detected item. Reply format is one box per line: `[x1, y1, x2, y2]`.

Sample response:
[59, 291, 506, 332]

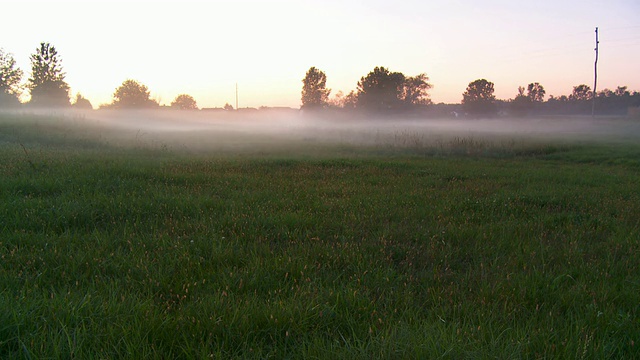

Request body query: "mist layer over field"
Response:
[2, 109, 639, 156]
[2, 109, 640, 358]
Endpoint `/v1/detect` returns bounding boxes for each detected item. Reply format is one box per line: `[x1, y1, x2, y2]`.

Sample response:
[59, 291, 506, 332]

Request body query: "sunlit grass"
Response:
[1, 112, 639, 358]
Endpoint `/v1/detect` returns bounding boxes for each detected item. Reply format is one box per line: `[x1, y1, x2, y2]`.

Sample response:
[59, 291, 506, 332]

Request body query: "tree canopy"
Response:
[328, 90, 357, 109]
[401, 73, 432, 106]
[570, 84, 592, 101]
[171, 94, 198, 110]
[301, 67, 330, 110]
[356, 67, 405, 111]
[111, 79, 158, 108]
[509, 83, 545, 117]
[527, 82, 545, 103]
[510, 86, 531, 116]
[28, 42, 70, 107]
[0, 48, 23, 107]
[462, 79, 496, 117]
[353, 67, 432, 112]
[72, 93, 93, 109]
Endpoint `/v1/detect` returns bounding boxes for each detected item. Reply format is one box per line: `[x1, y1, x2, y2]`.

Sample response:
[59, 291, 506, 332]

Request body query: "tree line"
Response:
[301, 66, 432, 113]
[304, 68, 640, 117]
[0, 43, 199, 111]
[1, 42, 639, 116]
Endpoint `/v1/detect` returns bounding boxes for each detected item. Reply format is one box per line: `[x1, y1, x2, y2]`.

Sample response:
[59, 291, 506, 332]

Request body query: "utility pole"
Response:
[235, 83, 239, 111]
[592, 27, 599, 117]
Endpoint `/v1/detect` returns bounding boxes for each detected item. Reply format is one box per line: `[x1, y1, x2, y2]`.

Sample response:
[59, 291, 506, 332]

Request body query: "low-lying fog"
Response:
[4, 108, 640, 154]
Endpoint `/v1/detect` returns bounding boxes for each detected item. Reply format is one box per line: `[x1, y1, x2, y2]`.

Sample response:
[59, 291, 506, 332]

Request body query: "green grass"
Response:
[1, 112, 639, 358]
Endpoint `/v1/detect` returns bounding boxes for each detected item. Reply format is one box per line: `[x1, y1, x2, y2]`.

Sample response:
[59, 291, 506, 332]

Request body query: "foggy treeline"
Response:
[1, 42, 639, 118]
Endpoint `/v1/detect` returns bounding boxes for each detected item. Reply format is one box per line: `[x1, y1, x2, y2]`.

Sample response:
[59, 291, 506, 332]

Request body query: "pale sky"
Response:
[2, 0, 639, 108]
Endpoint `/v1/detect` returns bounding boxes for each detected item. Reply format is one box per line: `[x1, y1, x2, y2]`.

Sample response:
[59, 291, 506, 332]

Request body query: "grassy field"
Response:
[1, 111, 639, 358]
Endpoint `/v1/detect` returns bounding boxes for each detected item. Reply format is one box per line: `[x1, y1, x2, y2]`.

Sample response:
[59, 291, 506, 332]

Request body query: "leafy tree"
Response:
[112, 79, 159, 108]
[598, 88, 614, 98]
[462, 79, 496, 116]
[593, 86, 639, 115]
[527, 82, 545, 102]
[223, 103, 234, 111]
[570, 84, 592, 101]
[401, 73, 432, 106]
[301, 67, 330, 109]
[171, 94, 198, 110]
[342, 91, 358, 109]
[28, 42, 70, 107]
[72, 93, 93, 109]
[614, 86, 629, 97]
[327, 90, 345, 108]
[356, 66, 405, 111]
[0, 48, 23, 106]
[511, 86, 531, 116]
[551, 95, 570, 103]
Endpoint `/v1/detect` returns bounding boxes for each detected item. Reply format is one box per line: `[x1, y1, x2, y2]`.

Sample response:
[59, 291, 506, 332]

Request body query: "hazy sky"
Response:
[2, 0, 639, 108]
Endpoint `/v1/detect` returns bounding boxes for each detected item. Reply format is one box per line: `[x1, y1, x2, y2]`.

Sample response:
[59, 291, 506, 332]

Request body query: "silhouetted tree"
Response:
[223, 103, 234, 111]
[401, 73, 432, 106]
[598, 88, 614, 98]
[112, 79, 159, 108]
[0, 48, 23, 107]
[570, 84, 592, 101]
[462, 79, 496, 117]
[527, 82, 545, 103]
[326, 90, 358, 110]
[327, 90, 345, 108]
[357, 66, 405, 111]
[510, 86, 531, 116]
[301, 67, 330, 109]
[614, 86, 629, 97]
[171, 94, 198, 110]
[592, 86, 640, 115]
[72, 93, 93, 109]
[28, 42, 70, 107]
[343, 91, 358, 109]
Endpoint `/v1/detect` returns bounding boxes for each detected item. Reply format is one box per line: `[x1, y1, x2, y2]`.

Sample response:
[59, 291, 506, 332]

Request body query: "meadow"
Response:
[1, 111, 639, 358]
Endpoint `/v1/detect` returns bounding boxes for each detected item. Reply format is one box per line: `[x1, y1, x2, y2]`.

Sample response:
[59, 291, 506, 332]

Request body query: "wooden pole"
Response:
[592, 27, 599, 117]
[235, 83, 238, 111]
